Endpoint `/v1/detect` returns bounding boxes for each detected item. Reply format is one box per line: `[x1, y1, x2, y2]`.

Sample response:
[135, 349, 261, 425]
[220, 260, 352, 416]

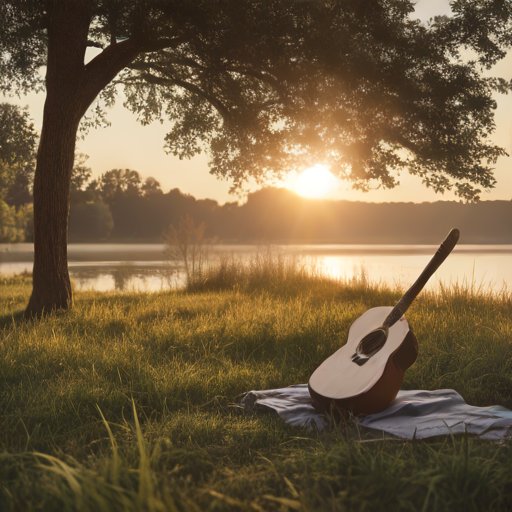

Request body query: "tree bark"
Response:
[25, 0, 93, 317]
[24, 1, 145, 317]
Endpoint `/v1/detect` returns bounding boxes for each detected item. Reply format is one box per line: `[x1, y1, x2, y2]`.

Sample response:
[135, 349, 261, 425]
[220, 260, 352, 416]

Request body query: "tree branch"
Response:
[164, 56, 208, 70]
[80, 32, 191, 117]
[225, 66, 288, 103]
[136, 33, 191, 53]
[129, 56, 208, 71]
[139, 72, 231, 123]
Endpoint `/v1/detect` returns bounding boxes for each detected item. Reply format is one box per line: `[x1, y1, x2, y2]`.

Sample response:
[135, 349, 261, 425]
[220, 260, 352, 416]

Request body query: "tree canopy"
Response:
[3, 1, 511, 200]
[1, 0, 511, 315]
[0, 102, 37, 202]
[0, 103, 36, 243]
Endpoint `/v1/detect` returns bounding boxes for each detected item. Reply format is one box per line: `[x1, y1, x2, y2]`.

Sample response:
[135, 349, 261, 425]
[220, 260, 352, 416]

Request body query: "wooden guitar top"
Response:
[309, 306, 410, 400]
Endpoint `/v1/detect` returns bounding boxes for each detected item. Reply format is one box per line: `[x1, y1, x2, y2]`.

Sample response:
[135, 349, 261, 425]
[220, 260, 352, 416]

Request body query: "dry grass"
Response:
[1, 264, 512, 511]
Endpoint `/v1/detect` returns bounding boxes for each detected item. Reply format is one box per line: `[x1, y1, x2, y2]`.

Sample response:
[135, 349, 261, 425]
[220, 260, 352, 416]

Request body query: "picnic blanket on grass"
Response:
[241, 384, 512, 440]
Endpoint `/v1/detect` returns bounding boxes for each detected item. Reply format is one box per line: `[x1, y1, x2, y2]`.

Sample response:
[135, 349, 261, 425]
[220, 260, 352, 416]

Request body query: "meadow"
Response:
[2, 256, 512, 511]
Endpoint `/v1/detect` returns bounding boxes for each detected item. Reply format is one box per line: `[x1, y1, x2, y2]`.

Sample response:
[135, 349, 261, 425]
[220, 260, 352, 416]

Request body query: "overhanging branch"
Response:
[136, 34, 191, 53]
[80, 32, 191, 116]
[226, 66, 288, 103]
[139, 72, 231, 123]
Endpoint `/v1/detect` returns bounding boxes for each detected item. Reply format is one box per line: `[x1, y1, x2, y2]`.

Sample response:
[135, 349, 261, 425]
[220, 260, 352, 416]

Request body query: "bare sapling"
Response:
[164, 214, 214, 286]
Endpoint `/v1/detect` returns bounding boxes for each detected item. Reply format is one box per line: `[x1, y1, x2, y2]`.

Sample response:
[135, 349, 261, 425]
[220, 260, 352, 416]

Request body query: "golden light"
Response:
[294, 165, 337, 198]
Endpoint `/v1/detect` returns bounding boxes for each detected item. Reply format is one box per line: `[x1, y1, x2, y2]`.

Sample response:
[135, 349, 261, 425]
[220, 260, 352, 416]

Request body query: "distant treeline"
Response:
[6, 161, 511, 244]
[211, 188, 512, 244]
[64, 168, 512, 244]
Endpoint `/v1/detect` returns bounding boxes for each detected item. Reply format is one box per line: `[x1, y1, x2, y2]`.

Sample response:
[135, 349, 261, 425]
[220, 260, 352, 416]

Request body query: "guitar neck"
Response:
[382, 229, 460, 329]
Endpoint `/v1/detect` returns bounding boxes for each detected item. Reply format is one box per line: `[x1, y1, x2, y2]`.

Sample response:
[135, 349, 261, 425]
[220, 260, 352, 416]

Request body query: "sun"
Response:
[294, 165, 337, 198]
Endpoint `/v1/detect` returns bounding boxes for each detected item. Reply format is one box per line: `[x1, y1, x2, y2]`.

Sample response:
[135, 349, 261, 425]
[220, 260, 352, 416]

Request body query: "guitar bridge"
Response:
[351, 353, 369, 366]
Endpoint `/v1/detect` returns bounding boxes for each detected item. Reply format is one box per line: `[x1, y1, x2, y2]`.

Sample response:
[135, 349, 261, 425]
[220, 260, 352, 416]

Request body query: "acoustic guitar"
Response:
[308, 228, 460, 417]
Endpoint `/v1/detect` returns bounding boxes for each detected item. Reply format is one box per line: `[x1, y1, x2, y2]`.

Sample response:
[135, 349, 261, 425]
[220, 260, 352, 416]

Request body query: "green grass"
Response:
[1, 262, 512, 511]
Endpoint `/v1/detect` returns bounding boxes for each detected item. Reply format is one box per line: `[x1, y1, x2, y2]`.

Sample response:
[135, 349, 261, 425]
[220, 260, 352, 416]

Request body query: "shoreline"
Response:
[2, 241, 512, 264]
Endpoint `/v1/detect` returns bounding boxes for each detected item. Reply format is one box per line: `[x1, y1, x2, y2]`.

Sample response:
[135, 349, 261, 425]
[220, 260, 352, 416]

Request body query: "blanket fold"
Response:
[241, 384, 512, 440]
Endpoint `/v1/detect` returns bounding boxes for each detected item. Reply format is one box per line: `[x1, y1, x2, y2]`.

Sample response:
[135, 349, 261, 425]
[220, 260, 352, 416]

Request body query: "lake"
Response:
[1, 243, 512, 294]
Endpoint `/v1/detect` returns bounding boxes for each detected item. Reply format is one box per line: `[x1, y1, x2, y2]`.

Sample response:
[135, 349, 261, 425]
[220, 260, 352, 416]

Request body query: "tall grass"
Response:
[187, 248, 323, 293]
[185, 246, 377, 298]
[1, 262, 512, 511]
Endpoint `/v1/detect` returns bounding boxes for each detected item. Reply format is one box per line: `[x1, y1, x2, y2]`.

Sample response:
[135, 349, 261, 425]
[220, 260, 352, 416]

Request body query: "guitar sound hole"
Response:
[357, 329, 387, 357]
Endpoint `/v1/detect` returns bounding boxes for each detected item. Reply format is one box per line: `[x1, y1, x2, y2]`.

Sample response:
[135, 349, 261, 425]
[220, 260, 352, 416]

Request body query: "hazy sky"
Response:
[3, 0, 511, 204]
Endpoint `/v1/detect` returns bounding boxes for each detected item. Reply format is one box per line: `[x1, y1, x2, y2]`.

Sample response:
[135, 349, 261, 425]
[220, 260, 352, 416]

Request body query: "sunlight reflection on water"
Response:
[1, 244, 511, 294]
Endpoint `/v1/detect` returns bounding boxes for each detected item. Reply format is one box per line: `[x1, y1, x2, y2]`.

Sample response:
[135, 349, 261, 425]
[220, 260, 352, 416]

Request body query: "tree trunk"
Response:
[24, 107, 82, 316]
[25, 1, 92, 317]
[24, 1, 142, 317]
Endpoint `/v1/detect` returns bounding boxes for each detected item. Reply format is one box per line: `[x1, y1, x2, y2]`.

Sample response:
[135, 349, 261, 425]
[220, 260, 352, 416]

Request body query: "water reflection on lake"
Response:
[1, 243, 512, 294]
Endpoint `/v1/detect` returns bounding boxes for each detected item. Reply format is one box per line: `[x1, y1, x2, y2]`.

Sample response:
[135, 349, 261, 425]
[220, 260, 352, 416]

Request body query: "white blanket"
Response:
[241, 384, 512, 440]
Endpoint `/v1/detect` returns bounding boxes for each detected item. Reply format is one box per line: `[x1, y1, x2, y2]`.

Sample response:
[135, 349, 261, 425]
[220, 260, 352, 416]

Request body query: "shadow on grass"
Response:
[0, 307, 71, 328]
[75, 291, 169, 309]
[0, 309, 27, 330]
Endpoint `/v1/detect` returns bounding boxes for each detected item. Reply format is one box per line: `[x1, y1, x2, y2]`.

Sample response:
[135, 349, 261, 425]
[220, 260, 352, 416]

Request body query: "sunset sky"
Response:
[4, 0, 511, 205]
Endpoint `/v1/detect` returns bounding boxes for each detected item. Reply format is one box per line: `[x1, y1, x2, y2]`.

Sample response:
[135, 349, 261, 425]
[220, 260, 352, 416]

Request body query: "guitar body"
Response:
[308, 307, 418, 417]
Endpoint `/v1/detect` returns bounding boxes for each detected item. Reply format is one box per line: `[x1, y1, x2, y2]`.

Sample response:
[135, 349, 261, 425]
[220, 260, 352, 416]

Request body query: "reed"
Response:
[1, 266, 512, 511]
